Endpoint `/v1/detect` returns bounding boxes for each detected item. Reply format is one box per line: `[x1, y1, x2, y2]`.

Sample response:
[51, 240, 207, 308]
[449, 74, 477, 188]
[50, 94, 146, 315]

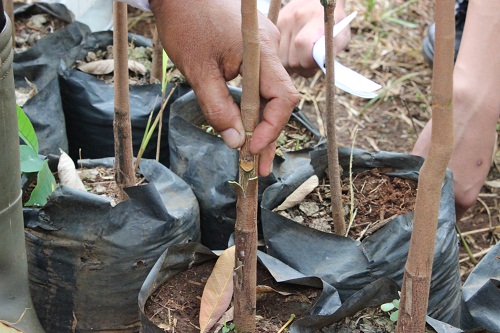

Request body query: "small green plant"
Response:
[221, 322, 235, 333]
[18, 105, 56, 206]
[381, 291, 401, 322]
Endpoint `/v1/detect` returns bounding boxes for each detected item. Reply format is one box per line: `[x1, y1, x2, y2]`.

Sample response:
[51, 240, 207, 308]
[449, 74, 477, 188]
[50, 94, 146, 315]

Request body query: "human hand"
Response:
[150, 0, 299, 176]
[277, 0, 351, 77]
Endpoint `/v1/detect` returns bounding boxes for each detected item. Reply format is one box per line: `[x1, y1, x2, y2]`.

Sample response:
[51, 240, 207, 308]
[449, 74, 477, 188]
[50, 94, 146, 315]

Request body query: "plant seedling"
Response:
[18, 105, 56, 206]
[381, 292, 401, 322]
[221, 322, 236, 333]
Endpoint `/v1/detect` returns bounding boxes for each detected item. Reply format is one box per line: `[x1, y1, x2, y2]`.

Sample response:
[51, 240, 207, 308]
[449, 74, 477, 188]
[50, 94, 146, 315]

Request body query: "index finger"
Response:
[249, 50, 300, 155]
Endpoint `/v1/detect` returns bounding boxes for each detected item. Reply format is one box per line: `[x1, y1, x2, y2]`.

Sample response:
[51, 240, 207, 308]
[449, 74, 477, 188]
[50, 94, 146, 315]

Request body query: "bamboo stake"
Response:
[322, 0, 346, 235]
[396, 0, 455, 331]
[113, 2, 135, 201]
[233, 0, 260, 331]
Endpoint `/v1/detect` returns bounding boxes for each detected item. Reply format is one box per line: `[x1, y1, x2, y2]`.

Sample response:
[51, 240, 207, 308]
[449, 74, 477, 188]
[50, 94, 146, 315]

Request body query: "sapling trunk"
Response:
[396, 0, 455, 332]
[233, 0, 260, 332]
[323, 0, 346, 235]
[267, 0, 281, 25]
[113, 2, 135, 201]
[2, 0, 14, 43]
[150, 26, 163, 84]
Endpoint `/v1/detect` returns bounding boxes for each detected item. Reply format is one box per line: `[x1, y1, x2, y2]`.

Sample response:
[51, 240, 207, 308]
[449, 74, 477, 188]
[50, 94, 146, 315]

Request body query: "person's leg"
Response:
[413, 0, 500, 219]
[422, 0, 468, 67]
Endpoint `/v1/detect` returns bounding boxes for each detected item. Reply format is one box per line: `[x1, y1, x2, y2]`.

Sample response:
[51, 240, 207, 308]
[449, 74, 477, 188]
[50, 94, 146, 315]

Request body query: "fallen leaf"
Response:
[128, 59, 147, 75]
[274, 175, 319, 211]
[58, 149, 86, 191]
[77, 59, 114, 75]
[77, 59, 147, 76]
[199, 246, 235, 333]
[256, 285, 293, 296]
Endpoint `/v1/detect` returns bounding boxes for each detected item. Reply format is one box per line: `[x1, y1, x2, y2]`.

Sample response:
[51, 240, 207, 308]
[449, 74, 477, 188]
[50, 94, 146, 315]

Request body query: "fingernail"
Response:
[269, 162, 274, 175]
[220, 128, 243, 149]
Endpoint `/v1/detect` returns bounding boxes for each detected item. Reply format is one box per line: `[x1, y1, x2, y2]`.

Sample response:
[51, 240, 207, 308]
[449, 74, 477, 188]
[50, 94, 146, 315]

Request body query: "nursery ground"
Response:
[127, 0, 500, 281]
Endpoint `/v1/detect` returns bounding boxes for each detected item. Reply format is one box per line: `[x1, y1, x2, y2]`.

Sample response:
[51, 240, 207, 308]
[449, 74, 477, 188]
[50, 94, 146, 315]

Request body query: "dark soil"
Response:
[145, 261, 320, 333]
[277, 168, 417, 238]
[14, 11, 68, 52]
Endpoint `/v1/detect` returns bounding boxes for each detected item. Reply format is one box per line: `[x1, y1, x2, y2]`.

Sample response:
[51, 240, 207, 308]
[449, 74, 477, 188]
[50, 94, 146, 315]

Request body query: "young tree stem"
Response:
[323, 0, 346, 235]
[233, 0, 260, 332]
[113, 2, 135, 201]
[396, 0, 455, 331]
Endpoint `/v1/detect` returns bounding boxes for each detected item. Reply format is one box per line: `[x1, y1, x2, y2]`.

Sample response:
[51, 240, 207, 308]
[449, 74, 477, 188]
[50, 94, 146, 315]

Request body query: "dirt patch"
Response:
[277, 169, 418, 238]
[145, 260, 320, 333]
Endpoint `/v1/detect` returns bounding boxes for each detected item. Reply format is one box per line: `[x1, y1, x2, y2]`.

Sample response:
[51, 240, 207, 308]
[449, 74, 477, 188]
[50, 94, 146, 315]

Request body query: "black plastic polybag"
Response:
[168, 87, 317, 249]
[460, 241, 500, 332]
[24, 158, 200, 333]
[13, 2, 74, 23]
[58, 30, 192, 166]
[14, 19, 91, 155]
[262, 147, 463, 326]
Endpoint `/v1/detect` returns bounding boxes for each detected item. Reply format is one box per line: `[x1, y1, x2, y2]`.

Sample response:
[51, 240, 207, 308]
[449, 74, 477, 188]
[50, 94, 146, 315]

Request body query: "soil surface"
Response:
[145, 261, 321, 333]
[277, 168, 417, 238]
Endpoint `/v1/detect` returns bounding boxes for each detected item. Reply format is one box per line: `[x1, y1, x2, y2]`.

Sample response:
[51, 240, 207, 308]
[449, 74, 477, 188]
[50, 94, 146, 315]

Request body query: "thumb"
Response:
[193, 77, 246, 149]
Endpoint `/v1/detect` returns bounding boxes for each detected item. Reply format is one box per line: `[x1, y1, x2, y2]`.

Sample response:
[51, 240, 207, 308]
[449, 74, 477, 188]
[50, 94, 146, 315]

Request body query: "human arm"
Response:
[149, 0, 299, 176]
[412, 0, 500, 219]
[277, 0, 351, 77]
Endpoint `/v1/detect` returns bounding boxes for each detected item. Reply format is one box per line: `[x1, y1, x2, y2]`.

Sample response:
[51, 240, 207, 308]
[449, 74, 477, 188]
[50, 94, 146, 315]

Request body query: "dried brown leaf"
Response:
[77, 59, 114, 75]
[274, 175, 319, 211]
[58, 150, 86, 191]
[256, 285, 293, 296]
[199, 246, 235, 333]
[77, 59, 147, 75]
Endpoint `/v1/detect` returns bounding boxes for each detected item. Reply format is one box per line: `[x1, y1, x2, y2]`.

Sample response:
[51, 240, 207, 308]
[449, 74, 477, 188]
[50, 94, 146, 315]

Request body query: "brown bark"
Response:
[150, 26, 163, 84]
[323, 0, 346, 235]
[113, 2, 135, 201]
[396, 0, 455, 332]
[233, 0, 260, 332]
[267, 0, 282, 25]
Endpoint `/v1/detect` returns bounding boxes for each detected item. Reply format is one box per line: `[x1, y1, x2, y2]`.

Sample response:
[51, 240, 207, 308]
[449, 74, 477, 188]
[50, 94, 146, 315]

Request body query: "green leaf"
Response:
[19, 145, 44, 173]
[25, 160, 56, 207]
[17, 105, 38, 153]
[390, 310, 399, 322]
[381, 303, 395, 312]
[386, 17, 419, 28]
[393, 299, 400, 309]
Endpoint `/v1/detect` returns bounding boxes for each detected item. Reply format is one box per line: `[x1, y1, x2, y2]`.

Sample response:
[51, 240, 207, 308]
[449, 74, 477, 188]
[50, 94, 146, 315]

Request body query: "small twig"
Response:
[459, 246, 493, 263]
[455, 225, 478, 265]
[277, 314, 296, 333]
[460, 225, 500, 237]
[476, 197, 494, 229]
[362, 214, 398, 239]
